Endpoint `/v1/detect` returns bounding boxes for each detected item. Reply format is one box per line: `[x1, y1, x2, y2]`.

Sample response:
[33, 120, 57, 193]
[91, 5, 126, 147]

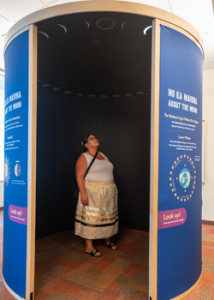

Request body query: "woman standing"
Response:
[75, 134, 118, 257]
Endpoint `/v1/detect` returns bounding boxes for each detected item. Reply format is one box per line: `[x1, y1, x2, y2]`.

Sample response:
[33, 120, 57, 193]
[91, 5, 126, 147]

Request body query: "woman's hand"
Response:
[81, 193, 89, 206]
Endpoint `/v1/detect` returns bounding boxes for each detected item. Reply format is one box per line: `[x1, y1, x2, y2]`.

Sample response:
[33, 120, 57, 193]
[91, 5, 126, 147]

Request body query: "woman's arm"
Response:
[75, 155, 88, 205]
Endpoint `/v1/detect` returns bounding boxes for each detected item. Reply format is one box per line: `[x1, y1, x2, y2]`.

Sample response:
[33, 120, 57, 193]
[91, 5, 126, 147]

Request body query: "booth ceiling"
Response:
[37, 12, 153, 98]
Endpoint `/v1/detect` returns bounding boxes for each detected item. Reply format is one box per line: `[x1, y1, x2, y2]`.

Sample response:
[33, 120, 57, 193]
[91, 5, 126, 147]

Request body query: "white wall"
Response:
[0, 181, 3, 207]
[202, 68, 214, 222]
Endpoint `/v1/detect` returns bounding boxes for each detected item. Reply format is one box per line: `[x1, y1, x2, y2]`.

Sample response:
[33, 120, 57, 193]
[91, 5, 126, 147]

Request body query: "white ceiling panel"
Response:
[117, 0, 171, 12]
[168, 0, 214, 35]
[0, 22, 14, 37]
[168, 0, 214, 64]
[48, 0, 88, 6]
[0, 0, 44, 22]
[39, 0, 57, 4]
[0, 15, 9, 25]
[0, 36, 5, 69]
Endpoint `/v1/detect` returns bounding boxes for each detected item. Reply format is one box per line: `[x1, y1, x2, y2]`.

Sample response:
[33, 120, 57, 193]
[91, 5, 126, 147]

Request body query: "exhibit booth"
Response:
[3, 1, 203, 299]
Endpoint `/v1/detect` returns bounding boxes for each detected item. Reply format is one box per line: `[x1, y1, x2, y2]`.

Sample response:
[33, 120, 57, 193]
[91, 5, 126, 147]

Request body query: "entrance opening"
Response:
[35, 11, 152, 297]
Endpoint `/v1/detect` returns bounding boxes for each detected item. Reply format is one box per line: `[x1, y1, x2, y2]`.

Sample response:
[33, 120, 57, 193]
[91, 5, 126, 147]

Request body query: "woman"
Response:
[74, 134, 118, 257]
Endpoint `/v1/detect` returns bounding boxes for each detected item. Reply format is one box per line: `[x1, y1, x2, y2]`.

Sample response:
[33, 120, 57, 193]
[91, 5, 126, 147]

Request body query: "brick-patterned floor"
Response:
[0, 210, 214, 299]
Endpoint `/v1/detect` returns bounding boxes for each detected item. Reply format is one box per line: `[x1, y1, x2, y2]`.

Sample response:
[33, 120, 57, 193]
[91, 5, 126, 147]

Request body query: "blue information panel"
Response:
[158, 26, 203, 299]
[3, 30, 29, 298]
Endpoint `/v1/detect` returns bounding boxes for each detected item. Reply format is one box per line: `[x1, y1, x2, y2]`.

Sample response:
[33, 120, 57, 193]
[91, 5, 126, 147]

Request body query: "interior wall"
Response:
[36, 12, 153, 239]
[36, 86, 151, 239]
[36, 88, 57, 238]
[202, 68, 214, 222]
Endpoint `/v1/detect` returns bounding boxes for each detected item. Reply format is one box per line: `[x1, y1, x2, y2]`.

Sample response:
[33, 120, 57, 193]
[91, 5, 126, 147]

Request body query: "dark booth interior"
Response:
[36, 12, 153, 240]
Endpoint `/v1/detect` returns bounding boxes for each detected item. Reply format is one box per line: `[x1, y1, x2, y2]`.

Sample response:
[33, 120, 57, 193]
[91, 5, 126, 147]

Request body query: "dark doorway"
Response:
[36, 12, 152, 239]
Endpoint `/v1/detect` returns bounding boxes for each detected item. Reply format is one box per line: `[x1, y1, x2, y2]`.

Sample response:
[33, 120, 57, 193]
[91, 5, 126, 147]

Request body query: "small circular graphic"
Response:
[57, 24, 67, 33]
[169, 155, 196, 202]
[179, 168, 191, 189]
[121, 21, 127, 30]
[84, 21, 90, 29]
[14, 164, 21, 177]
[97, 18, 115, 30]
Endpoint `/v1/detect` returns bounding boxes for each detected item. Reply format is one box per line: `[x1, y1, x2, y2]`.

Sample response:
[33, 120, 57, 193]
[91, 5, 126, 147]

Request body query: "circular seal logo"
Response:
[179, 168, 191, 189]
[169, 155, 196, 202]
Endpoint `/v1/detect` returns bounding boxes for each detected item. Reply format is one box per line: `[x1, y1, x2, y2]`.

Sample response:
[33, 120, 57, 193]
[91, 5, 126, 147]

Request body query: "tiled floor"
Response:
[0, 210, 213, 299]
[34, 228, 149, 300]
[181, 224, 214, 300]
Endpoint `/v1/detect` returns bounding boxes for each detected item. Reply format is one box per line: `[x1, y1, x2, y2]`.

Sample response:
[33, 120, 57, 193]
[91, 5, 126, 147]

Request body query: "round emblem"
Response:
[169, 155, 196, 202]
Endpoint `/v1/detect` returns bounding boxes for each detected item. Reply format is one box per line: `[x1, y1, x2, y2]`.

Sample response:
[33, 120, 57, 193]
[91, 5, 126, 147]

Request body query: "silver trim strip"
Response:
[4, 26, 29, 52]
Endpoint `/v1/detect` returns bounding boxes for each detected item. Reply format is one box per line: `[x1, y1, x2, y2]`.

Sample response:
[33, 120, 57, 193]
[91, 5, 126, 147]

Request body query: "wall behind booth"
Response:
[202, 68, 214, 222]
[0, 181, 3, 207]
[36, 86, 151, 239]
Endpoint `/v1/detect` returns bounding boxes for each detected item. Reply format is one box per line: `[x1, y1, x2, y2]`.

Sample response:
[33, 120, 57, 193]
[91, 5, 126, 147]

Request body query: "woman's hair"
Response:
[82, 133, 91, 152]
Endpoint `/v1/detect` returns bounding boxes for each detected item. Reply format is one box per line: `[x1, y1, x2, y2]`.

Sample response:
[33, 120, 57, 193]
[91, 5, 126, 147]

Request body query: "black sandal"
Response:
[85, 249, 102, 257]
[104, 242, 118, 251]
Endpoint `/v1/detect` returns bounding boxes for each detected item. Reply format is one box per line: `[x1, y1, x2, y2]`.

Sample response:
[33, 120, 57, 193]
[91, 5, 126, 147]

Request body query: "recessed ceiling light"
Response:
[88, 94, 96, 98]
[84, 21, 90, 29]
[125, 93, 132, 96]
[100, 95, 108, 98]
[97, 18, 115, 30]
[42, 84, 50, 87]
[137, 91, 144, 95]
[52, 88, 60, 91]
[113, 94, 121, 98]
[121, 21, 127, 30]
[76, 93, 83, 96]
[57, 24, 67, 33]
[143, 25, 152, 35]
[38, 31, 49, 39]
[64, 91, 72, 94]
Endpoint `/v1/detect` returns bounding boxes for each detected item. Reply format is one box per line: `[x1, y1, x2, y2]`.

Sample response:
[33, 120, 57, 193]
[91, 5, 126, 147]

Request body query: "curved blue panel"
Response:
[158, 25, 203, 300]
[3, 30, 29, 298]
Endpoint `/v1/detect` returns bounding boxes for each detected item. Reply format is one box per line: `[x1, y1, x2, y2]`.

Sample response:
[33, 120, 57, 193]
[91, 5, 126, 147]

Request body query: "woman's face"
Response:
[86, 135, 99, 148]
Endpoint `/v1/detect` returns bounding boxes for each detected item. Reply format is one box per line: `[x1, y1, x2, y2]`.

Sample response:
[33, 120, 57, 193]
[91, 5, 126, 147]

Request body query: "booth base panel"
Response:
[170, 272, 202, 300]
[2, 274, 26, 300]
